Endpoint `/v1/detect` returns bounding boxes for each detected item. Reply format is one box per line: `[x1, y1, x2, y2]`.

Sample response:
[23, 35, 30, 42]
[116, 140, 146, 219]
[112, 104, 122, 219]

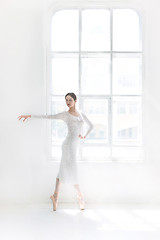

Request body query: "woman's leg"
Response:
[54, 177, 61, 193]
[53, 178, 61, 200]
[74, 184, 85, 210]
[50, 178, 61, 211]
[74, 184, 83, 196]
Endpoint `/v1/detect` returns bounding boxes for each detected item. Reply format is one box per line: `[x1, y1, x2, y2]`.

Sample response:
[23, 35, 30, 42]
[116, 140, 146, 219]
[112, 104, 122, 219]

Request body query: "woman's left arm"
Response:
[81, 112, 94, 138]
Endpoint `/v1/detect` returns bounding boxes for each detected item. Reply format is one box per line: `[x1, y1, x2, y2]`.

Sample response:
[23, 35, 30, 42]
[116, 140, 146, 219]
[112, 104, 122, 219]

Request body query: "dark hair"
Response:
[65, 92, 77, 101]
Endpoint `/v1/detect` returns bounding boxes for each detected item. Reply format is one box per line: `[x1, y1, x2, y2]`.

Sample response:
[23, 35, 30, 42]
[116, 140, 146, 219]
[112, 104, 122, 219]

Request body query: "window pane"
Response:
[81, 54, 110, 95]
[82, 146, 110, 161]
[112, 96, 142, 145]
[112, 146, 143, 161]
[81, 9, 110, 51]
[51, 97, 67, 114]
[51, 56, 78, 95]
[51, 10, 79, 51]
[113, 9, 141, 51]
[83, 99, 108, 142]
[113, 54, 142, 95]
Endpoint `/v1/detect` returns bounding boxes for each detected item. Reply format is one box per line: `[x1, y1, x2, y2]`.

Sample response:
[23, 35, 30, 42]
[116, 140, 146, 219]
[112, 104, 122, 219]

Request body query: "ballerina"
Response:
[18, 92, 94, 210]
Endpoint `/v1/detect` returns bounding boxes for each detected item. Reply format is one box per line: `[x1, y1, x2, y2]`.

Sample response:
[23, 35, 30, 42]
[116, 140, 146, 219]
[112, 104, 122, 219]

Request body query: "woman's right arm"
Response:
[18, 111, 66, 121]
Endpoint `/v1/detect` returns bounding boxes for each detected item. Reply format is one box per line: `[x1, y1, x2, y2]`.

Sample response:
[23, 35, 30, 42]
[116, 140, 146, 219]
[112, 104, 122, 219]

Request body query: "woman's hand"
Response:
[18, 115, 31, 122]
[78, 134, 86, 139]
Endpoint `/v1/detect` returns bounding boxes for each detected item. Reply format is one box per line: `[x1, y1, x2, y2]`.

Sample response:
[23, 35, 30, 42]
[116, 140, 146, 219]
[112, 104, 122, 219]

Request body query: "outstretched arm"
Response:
[81, 112, 94, 137]
[18, 111, 66, 122]
[31, 111, 66, 120]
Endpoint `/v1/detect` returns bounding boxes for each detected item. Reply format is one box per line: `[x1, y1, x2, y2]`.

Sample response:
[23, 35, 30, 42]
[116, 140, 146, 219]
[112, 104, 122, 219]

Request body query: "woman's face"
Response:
[65, 95, 76, 108]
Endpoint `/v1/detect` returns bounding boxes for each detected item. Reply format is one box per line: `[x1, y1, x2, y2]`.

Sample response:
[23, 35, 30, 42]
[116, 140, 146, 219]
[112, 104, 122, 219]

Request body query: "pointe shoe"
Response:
[50, 192, 59, 211]
[77, 193, 85, 210]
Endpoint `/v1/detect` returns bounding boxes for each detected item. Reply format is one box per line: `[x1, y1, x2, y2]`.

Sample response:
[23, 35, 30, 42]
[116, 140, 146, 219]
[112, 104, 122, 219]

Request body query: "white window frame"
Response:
[45, 1, 146, 163]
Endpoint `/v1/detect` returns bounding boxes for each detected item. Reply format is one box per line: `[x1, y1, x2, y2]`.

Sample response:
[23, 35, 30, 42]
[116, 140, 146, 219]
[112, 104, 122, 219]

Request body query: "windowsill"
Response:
[48, 158, 145, 164]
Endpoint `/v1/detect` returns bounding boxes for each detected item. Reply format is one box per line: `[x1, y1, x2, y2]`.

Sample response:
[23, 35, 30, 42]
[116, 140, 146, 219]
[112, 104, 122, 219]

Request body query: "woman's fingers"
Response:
[18, 115, 28, 121]
[78, 134, 85, 139]
[18, 116, 24, 120]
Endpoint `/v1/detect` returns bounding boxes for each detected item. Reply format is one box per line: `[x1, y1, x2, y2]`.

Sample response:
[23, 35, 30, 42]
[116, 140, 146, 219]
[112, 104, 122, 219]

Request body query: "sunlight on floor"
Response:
[0, 204, 160, 240]
[63, 208, 159, 231]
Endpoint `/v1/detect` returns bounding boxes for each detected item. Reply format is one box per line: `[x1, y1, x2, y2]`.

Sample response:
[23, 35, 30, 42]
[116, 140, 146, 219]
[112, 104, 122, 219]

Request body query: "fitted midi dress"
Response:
[31, 110, 94, 184]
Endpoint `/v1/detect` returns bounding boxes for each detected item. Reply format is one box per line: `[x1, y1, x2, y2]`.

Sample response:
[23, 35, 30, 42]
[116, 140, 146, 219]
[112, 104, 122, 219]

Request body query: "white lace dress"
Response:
[31, 110, 94, 184]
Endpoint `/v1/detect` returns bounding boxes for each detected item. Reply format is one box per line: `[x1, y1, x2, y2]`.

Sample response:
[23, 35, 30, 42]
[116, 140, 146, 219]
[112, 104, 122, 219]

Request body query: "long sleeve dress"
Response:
[31, 110, 94, 184]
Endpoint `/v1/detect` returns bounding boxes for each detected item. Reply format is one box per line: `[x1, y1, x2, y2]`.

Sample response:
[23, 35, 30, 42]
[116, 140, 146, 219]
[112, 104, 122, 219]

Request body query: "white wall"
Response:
[0, 0, 160, 205]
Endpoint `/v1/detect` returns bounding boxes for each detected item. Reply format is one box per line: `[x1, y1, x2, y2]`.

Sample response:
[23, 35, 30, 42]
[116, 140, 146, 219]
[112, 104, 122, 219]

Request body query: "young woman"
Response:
[18, 92, 94, 211]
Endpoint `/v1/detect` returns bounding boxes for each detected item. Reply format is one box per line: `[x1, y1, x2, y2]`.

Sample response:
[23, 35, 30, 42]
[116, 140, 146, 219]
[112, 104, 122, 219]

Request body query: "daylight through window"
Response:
[49, 8, 143, 162]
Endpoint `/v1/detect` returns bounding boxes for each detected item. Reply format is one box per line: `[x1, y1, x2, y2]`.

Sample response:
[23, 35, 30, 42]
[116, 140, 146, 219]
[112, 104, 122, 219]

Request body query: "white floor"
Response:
[0, 203, 160, 240]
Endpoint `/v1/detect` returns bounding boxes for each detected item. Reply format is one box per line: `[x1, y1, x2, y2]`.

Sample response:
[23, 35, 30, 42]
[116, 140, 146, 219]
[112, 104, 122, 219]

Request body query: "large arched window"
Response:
[49, 8, 143, 162]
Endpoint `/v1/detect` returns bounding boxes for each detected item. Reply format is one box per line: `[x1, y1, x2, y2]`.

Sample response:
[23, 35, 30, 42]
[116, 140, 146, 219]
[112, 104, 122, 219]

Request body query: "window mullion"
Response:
[79, 9, 83, 161]
[79, 9, 82, 98]
[109, 8, 113, 160]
